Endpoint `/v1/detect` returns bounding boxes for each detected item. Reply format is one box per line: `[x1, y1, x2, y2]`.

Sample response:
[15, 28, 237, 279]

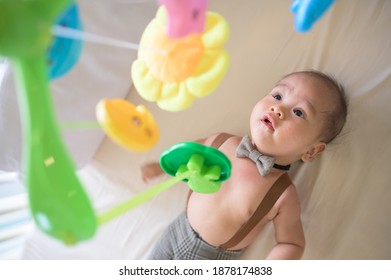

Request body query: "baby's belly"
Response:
[187, 193, 267, 250]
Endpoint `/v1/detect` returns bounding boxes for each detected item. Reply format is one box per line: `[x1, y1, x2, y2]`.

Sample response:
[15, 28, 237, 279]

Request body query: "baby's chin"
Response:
[250, 135, 274, 156]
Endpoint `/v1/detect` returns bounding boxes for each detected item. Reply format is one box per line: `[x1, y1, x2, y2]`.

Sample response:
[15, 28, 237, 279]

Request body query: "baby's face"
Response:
[250, 73, 334, 164]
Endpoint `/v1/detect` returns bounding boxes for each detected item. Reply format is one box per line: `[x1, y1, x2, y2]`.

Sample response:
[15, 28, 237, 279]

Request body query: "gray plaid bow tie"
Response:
[236, 136, 274, 176]
[236, 135, 290, 176]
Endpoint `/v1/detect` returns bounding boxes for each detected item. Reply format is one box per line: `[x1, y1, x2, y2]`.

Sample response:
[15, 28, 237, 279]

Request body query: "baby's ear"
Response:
[301, 143, 326, 162]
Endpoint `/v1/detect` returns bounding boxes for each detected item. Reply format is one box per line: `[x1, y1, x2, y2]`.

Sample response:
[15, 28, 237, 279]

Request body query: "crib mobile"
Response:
[0, 0, 334, 245]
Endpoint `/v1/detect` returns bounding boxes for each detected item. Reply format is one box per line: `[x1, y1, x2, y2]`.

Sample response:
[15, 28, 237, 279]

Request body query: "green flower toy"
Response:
[98, 142, 231, 224]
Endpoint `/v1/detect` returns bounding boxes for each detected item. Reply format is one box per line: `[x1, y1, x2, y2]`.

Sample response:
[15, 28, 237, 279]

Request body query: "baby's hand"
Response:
[140, 162, 165, 183]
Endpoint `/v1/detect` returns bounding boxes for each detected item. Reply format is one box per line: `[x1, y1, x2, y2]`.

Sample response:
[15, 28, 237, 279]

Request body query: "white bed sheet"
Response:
[14, 0, 391, 259]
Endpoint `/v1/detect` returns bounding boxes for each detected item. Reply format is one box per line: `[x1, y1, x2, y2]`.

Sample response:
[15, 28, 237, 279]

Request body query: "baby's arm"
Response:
[266, 185, 305, 260]
[140, 162, 165, 183]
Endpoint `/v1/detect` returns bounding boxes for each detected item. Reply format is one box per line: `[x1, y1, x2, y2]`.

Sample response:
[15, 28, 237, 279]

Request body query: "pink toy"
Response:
[158, 0, 208, 38]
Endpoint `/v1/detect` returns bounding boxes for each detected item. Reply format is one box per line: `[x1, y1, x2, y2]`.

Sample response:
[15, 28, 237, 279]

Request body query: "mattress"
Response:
[1, 0, 390, 260]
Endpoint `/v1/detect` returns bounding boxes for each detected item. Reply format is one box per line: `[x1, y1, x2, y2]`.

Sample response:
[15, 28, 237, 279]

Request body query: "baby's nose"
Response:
[270, 106, 284, 119]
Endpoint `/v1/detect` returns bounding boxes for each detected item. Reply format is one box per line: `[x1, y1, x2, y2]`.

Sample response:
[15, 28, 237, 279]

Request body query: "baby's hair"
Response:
[283, 70, 348, 144]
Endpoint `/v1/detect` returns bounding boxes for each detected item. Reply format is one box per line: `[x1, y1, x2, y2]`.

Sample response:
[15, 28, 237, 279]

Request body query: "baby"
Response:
[141, 70, 348, 260]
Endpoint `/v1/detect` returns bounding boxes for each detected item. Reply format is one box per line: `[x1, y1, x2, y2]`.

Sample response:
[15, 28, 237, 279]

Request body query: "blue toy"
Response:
[291, 0, 335, 32]
[47, 3, 83, 79]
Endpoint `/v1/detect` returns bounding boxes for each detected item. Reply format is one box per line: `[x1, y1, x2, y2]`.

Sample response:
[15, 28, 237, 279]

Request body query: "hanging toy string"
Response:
[97, 171, 192, 225]
[52, 25, 166, 54]
[60, 121, 100, 130]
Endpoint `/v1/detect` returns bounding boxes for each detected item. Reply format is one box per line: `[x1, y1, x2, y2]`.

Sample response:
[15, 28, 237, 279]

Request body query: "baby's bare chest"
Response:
[197, 140, 285, 221]
[218, 163, 280, 218]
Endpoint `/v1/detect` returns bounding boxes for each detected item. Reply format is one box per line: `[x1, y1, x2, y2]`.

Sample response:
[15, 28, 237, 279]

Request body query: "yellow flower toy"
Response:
[131, 6, 230, 112]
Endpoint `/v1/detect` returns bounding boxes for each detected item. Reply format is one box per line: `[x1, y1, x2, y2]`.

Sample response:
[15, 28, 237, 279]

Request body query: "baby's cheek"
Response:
[282, 125, 304, 147]
[283, 125, 297, 138]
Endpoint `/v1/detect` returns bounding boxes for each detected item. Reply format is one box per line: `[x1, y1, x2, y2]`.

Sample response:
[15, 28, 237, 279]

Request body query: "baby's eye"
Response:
[293, 109, 305, 119]
[272, 93, 282, 101]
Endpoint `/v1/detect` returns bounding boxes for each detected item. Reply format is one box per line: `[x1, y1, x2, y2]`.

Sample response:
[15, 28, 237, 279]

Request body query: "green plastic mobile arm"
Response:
[1, 0, 97, 245]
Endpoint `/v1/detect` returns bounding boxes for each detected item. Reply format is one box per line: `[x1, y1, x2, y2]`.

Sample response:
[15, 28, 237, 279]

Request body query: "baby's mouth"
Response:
[261, 114, 275, 131]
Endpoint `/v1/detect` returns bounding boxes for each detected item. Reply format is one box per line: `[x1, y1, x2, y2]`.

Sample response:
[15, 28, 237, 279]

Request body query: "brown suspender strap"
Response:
[209, 133, 234, 149]
[219, 173, 292, 249]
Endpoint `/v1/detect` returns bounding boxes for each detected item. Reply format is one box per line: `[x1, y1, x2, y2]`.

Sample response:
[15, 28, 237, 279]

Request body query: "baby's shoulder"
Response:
[278, 182, 302, 211]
